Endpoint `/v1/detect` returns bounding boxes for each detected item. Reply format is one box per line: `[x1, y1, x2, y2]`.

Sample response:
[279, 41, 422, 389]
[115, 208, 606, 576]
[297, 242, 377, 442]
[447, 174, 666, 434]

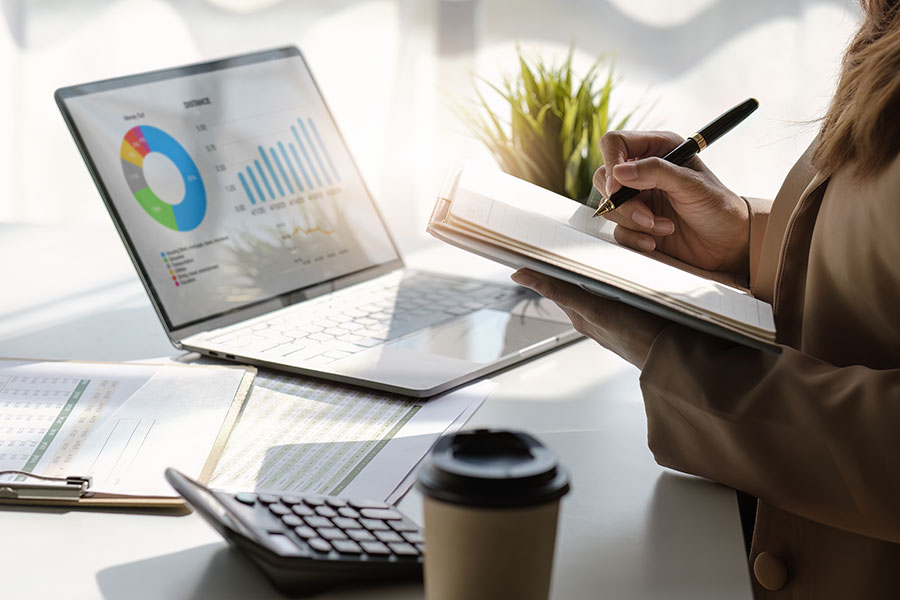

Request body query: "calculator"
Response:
[165, 468, 423, 597]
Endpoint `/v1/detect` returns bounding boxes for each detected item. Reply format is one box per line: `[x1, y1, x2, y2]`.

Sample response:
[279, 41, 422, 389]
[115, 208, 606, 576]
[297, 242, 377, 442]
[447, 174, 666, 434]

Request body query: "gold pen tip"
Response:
[592, 197, 615, 218]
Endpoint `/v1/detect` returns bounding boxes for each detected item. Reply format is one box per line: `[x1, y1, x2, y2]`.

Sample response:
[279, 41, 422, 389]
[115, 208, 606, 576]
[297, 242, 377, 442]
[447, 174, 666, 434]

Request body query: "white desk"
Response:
[0, 224, 753, 599]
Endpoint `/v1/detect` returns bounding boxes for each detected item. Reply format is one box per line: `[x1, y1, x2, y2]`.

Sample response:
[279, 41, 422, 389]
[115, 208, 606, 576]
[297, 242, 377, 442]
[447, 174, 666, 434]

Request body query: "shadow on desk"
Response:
[540, 430, 752, 599]
[95, 542, 419, 600]
[641, 472, 751, 592]
[0, 306, 173, 362]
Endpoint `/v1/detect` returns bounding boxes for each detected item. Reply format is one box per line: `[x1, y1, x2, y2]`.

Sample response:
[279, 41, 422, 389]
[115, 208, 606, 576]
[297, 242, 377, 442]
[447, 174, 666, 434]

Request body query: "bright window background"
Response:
[0, 0, 860, 254]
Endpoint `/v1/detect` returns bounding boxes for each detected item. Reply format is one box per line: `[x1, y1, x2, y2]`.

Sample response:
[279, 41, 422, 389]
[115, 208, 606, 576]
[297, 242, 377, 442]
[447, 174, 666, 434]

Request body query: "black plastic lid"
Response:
[416, 429, 570, 508]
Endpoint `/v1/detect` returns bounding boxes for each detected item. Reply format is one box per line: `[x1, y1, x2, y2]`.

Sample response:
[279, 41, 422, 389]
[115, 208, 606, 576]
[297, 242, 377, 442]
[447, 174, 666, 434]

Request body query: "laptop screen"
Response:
[57, 48, 399, 331]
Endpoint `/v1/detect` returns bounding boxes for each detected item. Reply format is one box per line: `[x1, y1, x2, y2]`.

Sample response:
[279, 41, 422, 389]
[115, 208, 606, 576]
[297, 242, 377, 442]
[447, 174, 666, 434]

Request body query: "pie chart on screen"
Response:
[120, 125, 206, 231]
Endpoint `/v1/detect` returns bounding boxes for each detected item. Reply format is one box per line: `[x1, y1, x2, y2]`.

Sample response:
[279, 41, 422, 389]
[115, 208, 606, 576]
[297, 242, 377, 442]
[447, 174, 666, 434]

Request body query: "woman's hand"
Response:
[511, 269, 669, 369]
[597, 130, 750, 274]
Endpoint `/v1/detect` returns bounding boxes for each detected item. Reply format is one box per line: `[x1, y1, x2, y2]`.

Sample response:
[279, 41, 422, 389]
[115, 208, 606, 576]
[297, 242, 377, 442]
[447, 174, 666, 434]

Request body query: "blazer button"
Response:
[753, 552, 788, 591]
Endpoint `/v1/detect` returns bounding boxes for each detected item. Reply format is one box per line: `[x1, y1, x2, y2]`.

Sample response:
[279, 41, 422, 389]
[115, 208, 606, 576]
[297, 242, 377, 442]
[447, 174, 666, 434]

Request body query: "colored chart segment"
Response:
[120, 125, 206, 231]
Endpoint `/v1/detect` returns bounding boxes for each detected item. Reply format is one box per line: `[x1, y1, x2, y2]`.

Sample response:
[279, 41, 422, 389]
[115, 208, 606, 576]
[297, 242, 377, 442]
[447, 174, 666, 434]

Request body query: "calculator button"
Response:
[332, 517, 360, 530]
[314, 506, 338, 518]
[403, 531, 424, 544]
[332, 540, 363, 554]
[291, 504, 314, 517]
[390, 520, 418, 532]
[294, 526, 317, 539]
[349, 499, 389, 509]
[307, 538, 332, 553]
[304, 516, 332, 528]
[280, 494, 302, 506]
[258, 493, 279, 504]
[318, 527, 348, 541]
[374, 530, 403, 543]
[303, 497, 327, 507]
[347, 529, 376, 542]
[360, 518, 389, 531]
[267, 533, 309, 557]
[388, 542, 419, 556]
[326, 497, 348, 508]
[361, 541, 391, 555]
[234, 492, 256, 505]
[268, 503, 292, 516]
[281, 514, 302, 527]
[337, 507, 360, 519]
[359, 508, 403, 521]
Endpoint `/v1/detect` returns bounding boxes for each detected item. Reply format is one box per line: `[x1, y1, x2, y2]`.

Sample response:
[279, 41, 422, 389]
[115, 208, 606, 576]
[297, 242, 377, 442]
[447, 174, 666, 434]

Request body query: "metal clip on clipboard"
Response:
[0, 470, 92, 501]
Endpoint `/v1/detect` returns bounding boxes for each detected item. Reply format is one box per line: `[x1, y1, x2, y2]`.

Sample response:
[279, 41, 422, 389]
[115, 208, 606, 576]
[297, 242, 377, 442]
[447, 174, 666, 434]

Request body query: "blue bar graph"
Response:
[299, 119, 331, 186]
[233, 117, 341, 205]
[289, 142, 313, 189]
[292, 125, 322, 187]
[278, 142, 303, 191]
[270, 148, 294, 194]
[254, 160, 275, 199]
[238, 171, 256, 205]
[308, 118, 340, 182]
[247, 167, 265, 203]
[259, 146, 285, 197]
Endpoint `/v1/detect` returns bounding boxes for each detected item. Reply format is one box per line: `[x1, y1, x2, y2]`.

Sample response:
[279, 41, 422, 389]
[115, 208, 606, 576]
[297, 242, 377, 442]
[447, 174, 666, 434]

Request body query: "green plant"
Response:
[459, 45, 638, 205]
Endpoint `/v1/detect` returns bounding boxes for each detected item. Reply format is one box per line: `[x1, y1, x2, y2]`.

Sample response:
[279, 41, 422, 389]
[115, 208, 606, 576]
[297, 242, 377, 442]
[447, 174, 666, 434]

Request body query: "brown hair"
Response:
[813, 0, 900, 178]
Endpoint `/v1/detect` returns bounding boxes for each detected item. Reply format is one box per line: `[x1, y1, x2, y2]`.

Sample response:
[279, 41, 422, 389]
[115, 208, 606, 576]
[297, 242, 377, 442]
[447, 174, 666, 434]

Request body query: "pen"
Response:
[591, 97, 759, 218]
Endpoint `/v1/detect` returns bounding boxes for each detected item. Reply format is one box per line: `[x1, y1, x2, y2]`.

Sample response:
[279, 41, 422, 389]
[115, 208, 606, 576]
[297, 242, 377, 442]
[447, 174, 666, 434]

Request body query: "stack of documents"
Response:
[0, 359, 253, 506]
[210, 370, 491, 503]
[428, 163, 777, 351]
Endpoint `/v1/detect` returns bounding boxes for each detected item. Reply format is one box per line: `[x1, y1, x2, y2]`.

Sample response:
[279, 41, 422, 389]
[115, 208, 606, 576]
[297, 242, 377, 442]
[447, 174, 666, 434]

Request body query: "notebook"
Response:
[427, 163, 778, 353]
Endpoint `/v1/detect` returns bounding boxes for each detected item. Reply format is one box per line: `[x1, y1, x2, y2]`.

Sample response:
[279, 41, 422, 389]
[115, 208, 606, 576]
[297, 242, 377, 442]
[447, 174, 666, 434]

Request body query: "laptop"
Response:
[55, 47, 578, 397]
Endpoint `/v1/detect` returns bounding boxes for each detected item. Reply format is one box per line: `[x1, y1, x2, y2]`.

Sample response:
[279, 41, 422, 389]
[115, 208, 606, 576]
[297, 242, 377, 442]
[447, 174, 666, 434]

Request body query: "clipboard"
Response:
[0, 359, 255, 509]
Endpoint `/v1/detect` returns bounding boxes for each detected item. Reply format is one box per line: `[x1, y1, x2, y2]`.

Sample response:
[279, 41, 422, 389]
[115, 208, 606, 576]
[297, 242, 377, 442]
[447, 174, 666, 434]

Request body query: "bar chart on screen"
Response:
[229, 116, 342, 208]
[209, 110, 353, 267]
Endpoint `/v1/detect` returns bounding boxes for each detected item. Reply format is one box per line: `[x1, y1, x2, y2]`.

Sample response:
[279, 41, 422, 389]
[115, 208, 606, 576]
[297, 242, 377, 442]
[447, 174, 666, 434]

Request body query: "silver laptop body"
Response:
[56, 47, 578, 397]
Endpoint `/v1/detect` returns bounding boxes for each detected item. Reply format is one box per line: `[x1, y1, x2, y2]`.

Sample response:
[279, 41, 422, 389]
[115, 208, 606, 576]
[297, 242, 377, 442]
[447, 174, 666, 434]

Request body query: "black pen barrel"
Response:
[661, 137, 702, 164]
[697, 98, 758, 147]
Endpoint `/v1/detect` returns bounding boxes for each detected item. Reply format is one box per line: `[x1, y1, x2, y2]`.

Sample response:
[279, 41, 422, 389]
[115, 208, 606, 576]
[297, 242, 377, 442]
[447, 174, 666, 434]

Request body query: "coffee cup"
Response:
[416, 428, 570, 600]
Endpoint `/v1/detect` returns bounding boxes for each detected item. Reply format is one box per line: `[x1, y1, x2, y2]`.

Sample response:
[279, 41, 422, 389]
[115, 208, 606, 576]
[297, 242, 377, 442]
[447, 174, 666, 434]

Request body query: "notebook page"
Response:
[452, 166, 774, 333]
[457, 163, 749, 289]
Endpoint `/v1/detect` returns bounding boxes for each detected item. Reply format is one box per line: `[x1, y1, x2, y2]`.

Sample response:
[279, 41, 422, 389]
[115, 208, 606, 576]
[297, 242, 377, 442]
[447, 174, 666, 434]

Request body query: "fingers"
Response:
[613, 222, 656, 252]
[592, 166, 607, 196]
[510, 269, 606, 318]
[611, 156, 703, 200]
[594, 165, 675, 236]
[603, 199, 675, 236]
[599, 130, 683, 196]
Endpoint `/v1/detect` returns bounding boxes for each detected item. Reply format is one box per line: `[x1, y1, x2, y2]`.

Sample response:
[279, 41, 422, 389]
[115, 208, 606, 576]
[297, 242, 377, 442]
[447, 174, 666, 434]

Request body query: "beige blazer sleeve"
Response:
[639, 138, 900, 548]
[640, 319, 900, 545]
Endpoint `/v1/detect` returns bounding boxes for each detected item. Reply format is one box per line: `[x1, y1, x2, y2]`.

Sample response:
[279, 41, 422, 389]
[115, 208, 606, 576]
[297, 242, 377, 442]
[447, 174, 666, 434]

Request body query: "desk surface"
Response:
[0, 223, 753, 599]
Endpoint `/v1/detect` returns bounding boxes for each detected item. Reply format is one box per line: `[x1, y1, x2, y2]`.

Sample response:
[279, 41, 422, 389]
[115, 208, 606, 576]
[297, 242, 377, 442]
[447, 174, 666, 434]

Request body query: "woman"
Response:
[511, 1, 900, 597]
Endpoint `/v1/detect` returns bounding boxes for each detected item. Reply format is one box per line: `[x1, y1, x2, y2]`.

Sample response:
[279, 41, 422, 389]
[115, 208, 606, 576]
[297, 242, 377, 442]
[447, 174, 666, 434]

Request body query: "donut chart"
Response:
[120, 126, 206, 231]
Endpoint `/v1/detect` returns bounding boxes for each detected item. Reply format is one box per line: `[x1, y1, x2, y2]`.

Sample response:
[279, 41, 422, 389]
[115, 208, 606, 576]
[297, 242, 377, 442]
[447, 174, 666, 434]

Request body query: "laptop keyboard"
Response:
[204, 272, 524, 366]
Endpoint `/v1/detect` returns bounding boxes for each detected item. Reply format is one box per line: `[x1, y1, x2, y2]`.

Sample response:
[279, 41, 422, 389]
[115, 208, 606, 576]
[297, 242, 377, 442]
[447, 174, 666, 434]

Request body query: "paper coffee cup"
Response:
[416, 429, 570, 600]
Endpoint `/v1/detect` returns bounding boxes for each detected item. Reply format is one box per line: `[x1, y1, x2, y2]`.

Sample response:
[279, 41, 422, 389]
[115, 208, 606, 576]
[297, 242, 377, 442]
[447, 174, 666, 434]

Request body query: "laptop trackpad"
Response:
[386, 308, 570, 364]
[329, 309, 571, 394]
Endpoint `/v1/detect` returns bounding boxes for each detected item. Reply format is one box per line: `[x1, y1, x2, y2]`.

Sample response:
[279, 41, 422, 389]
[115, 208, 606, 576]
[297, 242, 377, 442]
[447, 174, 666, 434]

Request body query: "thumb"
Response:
[612, 157, 701, 198]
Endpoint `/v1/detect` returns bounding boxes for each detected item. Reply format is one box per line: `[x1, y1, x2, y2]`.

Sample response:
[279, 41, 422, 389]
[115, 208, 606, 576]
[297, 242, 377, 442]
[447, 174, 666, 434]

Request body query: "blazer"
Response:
[639, 141, 900, 598]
